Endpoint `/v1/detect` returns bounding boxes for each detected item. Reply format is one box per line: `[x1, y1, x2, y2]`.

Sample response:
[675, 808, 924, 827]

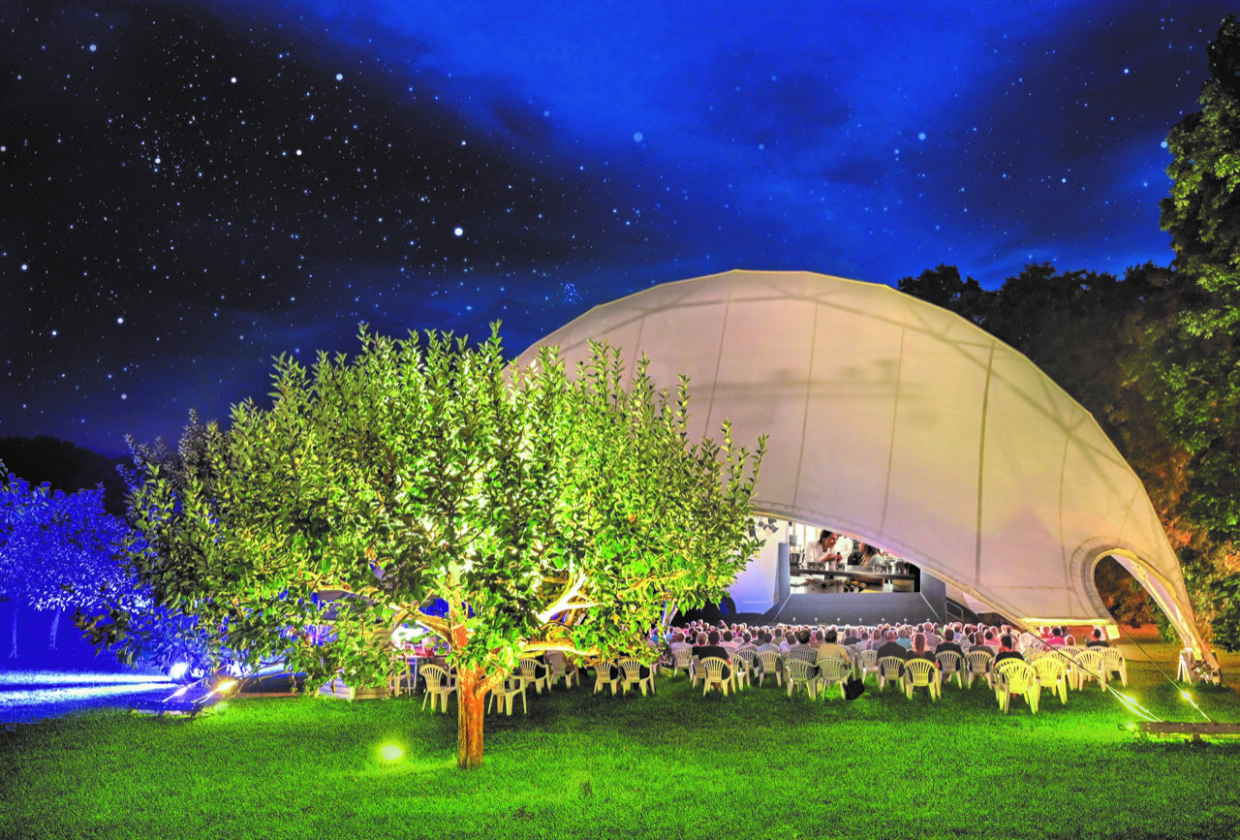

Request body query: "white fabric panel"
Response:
[517, 270, 1211, 662]
[729, 528, 780, 613]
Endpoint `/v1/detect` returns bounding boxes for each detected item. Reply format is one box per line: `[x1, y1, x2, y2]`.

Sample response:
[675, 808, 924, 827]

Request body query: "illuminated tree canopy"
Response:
[0, 474, 127, 657]
[91, 326, 763, 767]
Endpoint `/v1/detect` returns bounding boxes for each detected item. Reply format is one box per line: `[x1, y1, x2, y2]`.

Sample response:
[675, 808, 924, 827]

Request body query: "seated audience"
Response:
[816, 629, 852, 663]
[934, 628, 965, 659]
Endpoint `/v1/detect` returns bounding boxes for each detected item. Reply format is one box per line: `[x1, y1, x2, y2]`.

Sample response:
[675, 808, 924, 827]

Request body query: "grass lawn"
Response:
[2, 643, 1239, 840]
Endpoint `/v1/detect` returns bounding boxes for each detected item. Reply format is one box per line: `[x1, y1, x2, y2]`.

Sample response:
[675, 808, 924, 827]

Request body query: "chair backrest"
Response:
[422, 663, 451, 689]
[858, 649, 878, 670]
[1075, 649, 1106, 678]
[995, 659, 1036, 690]
[700, 657, 730, 680]
[1101, 647, 1125, 668]
[519, 658, 542, 678]
[818, 658, 851, 682]
[787, 659, 818, 681]
[905, 658, 936, 685]
[736, 648, 758, 666]
[757, 650, 783, 673]
[965, 649, 994, 673]
[1057, 646, 1083, 663]
[878, 656, 905, 678]
[546, 651, 568, 672]
[1032, 656, 1065, 684]
[936, 651, 964, 674]
[618, 658, 645, 678]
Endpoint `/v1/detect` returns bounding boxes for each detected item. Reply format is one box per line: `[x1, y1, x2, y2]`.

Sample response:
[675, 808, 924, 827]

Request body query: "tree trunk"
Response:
[8, 602, 17, 659]
[49, 608, 61, 650]
[456, 667, 486, 769]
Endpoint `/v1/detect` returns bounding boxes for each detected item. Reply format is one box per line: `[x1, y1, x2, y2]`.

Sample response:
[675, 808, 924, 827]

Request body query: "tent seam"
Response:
[974, 342, 996, 585]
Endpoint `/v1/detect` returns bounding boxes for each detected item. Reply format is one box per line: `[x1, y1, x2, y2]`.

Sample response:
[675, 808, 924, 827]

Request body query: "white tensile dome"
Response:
[517, 269, 1214, 667]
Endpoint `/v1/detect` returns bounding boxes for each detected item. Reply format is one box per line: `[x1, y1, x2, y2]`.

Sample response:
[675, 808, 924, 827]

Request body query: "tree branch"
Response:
[535, 573, 596, 623]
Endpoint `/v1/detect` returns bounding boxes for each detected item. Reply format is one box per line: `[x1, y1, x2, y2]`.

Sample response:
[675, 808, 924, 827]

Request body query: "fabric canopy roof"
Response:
[517, 270, 1213, 665]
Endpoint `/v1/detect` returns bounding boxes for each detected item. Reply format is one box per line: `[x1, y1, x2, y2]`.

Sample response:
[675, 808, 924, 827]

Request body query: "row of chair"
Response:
[418, 644, 1126, 714]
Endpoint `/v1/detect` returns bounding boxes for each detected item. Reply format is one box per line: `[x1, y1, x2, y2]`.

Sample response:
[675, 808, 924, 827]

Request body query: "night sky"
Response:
[1, 1, 1234, 456]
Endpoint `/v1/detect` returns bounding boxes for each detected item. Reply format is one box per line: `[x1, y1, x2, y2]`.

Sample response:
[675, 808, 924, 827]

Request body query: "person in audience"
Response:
[669, 632, 692, 658]
[692, 630, 730, 662]
[904, 632, 935, 663]
[817, 629, 852, 663]
[787, 628, 819, 664]
[935, 627, 965, 659]
[875, 630, 907, 662]
[689, 631, 731, 682]
[993, 634, 1024, 666]
[841, 625, 861, 646]
[780, 631, 796, 655]
[1087, 627, 1110, 648]
[867, 627, 885, 650]
[922, 622, 942, 648]
[1045, 626, 1067, 648]
[720, 630, 740, 652]
[756, 631, 781, 657]
[895, 626, 914, 650]
[982, 629, 1000, 649]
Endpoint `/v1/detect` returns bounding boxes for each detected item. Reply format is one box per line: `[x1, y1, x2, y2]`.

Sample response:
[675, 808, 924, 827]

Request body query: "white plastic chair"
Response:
[964, 649, 995, 689]
[816, 657, 852, 700]
[546, 651, 580, 689]
[756, 650, 783, 686]
[786, 659, 821, 700]
[903, 658, 941, 701]
[857, 649, 879, 683]
[877, 656, 905, 692]
[618, 658, 657, 696]
[518, 658, 551, 694]
[994, 659, 1040, 714]
[668, 647, 694, 677]
[487, 676, 527, 715]
[1032, 656, 1069, 705]
[936, 651, 965, 689]
[1101, 647, 1128, 687]
[593, 661, 621, 695]
[699, 657, 734, 697]
[420, 663, 456, 713]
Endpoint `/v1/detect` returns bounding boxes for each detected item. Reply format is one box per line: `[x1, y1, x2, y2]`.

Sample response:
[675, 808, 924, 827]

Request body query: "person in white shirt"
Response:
[833, 534, 854, 565]
[805, 529, 834, 566]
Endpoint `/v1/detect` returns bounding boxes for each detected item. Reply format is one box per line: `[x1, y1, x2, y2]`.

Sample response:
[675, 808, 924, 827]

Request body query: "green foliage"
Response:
[1148, 14, 1240, 544]
[102, 326, 763, 744]
[1211, 574, 1240, 652]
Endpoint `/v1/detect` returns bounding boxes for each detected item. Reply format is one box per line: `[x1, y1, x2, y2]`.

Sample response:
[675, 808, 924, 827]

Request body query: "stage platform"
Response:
[733, 591, 950, 627]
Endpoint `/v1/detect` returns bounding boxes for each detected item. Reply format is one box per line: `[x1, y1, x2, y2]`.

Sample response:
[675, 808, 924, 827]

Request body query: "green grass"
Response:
[2, 652, 1239, 840]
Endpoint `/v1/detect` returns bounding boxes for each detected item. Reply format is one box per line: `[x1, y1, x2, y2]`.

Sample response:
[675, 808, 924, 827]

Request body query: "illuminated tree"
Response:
[0, 475, 127, 657]
[94, 327, 764, 768]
